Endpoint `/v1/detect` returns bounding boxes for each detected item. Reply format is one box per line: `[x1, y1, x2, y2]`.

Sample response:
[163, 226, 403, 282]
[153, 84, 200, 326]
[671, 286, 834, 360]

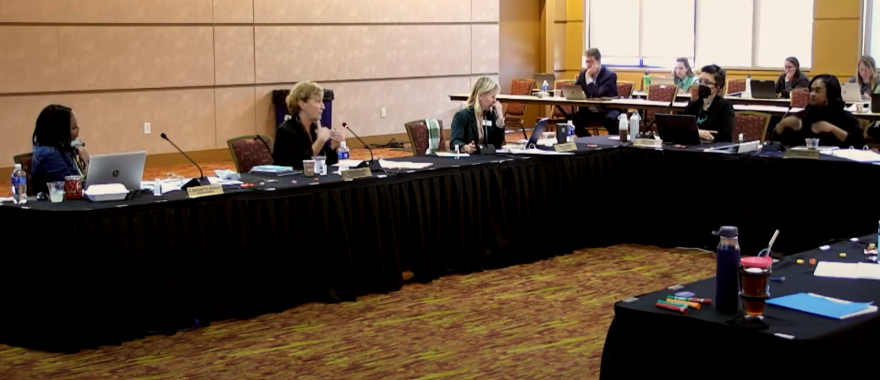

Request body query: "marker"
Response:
[658, 299, 700, 310]
[770, 277, 785, 282]
[655, 301, 688, 314]
[667, 295, 712, 305]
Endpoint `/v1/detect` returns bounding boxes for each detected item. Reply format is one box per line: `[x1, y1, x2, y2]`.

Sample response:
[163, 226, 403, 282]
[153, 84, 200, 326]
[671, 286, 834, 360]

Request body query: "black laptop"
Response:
[750, 80, 776, 99]
[655, 114, 701, 145]
[525, 118, 549, 148]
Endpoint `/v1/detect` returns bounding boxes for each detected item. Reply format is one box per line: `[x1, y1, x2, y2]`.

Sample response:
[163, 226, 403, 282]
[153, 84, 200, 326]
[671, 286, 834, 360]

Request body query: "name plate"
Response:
[785, 148, 820, 159]
[341, 167, 372, 180]
[187, 184, 223, 199]
[554, 142, 578, 152]
[633, 138, 663, 148]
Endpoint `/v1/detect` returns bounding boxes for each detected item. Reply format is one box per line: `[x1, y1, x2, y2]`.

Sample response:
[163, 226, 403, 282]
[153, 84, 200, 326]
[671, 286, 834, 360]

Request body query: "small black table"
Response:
[600, 235, 880, 379]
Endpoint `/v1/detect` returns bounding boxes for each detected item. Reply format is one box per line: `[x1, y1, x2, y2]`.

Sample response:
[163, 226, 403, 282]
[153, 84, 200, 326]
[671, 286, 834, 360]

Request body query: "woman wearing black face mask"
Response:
[682, 65, 735, 142]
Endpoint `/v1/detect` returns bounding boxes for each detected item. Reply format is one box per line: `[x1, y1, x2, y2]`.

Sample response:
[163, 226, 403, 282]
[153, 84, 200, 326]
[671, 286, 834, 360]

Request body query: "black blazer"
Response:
[574, 66, 619, 98]
[683, 97, 735, 142]
[450, 107, 505, 152]
[272, 117, 338, 170]
[775, 107, 865, 148]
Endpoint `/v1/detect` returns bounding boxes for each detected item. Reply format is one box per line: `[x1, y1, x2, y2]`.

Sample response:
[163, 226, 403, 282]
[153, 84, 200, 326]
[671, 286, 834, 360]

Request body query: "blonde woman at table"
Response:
[848, 56, 879, 101]
[450, 77, 505, 154]
[774, 57, 810, 99]
[272, 81, 345, 169]
[774, 75, 864, 148]
[682, 64, 735, 142]
[673, 57, 698, 94]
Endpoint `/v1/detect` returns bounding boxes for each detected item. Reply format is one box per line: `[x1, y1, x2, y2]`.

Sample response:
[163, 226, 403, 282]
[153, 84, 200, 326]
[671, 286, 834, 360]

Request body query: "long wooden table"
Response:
[449, 94, 880, 121]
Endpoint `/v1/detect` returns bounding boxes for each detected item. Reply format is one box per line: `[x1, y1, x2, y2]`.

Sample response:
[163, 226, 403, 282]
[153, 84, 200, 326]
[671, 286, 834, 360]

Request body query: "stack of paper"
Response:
[814, 261, 880, 280]
[435, 152, 470, 158]
[767, 293, 877, 320]
[506, 148, 574, 156]
[825, 149, 880, 163]
[378, 160, 433, 170]
[250, 165, 295, 174]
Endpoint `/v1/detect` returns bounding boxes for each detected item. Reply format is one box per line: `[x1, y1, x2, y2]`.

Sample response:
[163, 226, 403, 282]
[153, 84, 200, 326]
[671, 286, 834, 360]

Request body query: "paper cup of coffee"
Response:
[303, 160, 316, 177]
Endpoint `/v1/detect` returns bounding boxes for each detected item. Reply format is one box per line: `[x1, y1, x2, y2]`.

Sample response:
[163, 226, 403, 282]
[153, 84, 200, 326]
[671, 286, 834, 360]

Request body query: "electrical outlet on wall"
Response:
[381, 107, 386, 118]
[144, 122, 151, 134]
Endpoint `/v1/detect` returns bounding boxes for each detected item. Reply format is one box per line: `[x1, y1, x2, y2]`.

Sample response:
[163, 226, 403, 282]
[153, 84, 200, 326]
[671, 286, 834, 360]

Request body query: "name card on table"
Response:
[187, 184, 224, 199]
[784, 149, 820, 159]
[341, 167, 372, 180]
[554, 142, 578, 152]
[633, 138, 663, 148]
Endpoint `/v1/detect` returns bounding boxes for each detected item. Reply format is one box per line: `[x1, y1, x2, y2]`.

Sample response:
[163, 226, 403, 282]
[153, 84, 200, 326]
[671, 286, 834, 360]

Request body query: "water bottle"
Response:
[541, 80, 550, 96]
[713, 226, 742, 314]
[629, 111, 641, 140]
[337, 141, 350, 160]
[11, 164, 27, 204]
[744, 75, 752, 97]
[643, 71, 651, 91]
[566, 120, 575, 143]
[617, 113, 628, 136]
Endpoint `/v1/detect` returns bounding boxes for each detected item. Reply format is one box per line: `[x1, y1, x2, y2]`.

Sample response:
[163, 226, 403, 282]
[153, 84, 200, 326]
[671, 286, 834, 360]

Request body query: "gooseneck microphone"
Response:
[342, 122, 382, 171]
[160, 133, 209, 190]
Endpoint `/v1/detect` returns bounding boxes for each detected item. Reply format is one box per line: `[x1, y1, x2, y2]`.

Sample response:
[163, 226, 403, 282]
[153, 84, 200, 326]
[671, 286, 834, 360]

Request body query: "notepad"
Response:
[767, 293, 877, 320]
[435, 152, 470, 158]
[824, 149, 880, 163]
[814, 261, 880, 280]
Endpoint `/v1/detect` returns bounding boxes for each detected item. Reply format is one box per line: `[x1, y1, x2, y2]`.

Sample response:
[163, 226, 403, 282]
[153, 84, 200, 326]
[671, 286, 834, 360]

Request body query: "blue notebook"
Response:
[767, 293, 876, 320]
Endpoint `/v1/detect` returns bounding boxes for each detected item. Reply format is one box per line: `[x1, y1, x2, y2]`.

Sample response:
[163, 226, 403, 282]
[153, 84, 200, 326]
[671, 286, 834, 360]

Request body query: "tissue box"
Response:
[84, 183, 129, 202]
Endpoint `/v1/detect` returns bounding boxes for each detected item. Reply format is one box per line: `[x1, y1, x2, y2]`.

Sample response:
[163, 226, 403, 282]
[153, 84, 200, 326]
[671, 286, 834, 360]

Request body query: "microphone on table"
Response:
[160, 133, 210, 190]
[342, 122, 382, 172]
[641, 96, 678, 137]
[762, 106, 793, 152]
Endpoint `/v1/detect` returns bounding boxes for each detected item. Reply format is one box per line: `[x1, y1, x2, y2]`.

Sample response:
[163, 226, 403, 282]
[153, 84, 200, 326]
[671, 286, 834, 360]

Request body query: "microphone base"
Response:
[356, 160, 383, 172]
[181, 177, 211, 191]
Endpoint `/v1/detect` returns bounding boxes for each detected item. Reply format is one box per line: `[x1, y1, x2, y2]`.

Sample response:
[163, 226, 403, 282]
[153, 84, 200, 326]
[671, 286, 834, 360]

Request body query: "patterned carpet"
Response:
[0, 245, 717, 380]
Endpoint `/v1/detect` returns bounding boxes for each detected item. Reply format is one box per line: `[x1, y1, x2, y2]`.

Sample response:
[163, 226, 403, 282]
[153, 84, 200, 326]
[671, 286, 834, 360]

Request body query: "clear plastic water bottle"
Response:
[541, 80, 550, 96]
[618, 113, 629, 135]
[11, 163, 27, 204]
[713, 226, 742, 314]
[337, 141, 350, 160]
[566, 120, 575, 142]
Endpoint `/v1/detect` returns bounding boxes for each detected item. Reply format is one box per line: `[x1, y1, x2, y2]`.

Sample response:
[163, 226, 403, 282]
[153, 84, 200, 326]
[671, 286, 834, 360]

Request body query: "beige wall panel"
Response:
[215, 26, 256, 85]
[555, 0, 567, 19]
[0, 27, 70, 94]
[373, 25, 472, 78]
[214, 87, 257, 148]
[472, 24, 501, 74]
[370, 0, 471, 23]
[0, 88, 216, 161]
[473, 0, 501, 22]
[213, 0, 254, 23]
[253, 0, 371, 23]
[256, 25, 472, 83]
[58, 27, 215, 91]
[254, 0, 472, 24]
[0, 0, 213, 24]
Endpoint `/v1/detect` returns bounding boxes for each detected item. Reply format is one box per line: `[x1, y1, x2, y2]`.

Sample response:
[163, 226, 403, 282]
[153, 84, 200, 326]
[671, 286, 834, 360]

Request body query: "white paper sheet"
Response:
[825, 149, 880, 163]
[506, 148, 574, 155]
[435, 152, 470, 158]
[814, 261, 880, 280]
[378, 160, 433, 169]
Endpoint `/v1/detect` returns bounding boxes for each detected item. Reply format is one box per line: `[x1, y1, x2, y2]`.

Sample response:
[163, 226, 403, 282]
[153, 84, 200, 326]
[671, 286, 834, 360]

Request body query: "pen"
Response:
[655, 301, 688, 314]
[667, 295, 712, 304]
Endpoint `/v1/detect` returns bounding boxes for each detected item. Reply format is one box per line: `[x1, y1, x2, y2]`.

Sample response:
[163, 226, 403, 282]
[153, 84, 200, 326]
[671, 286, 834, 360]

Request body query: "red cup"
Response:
[64, 175, 83, 200]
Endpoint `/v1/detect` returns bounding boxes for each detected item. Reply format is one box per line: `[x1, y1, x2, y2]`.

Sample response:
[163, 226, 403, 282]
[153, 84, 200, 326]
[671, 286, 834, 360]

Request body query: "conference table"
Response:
[3, 137, 880, 353]
[600, 235, 880, 379]
[449, 93, 880, 121]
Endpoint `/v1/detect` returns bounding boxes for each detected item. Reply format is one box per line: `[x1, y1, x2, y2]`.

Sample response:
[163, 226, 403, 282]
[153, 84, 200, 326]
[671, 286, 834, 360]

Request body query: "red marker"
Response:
[655, 301, 688, 314]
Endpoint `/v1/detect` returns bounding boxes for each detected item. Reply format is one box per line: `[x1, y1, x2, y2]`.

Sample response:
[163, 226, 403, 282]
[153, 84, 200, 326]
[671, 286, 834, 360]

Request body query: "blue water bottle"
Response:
[713, 226, 741, 314]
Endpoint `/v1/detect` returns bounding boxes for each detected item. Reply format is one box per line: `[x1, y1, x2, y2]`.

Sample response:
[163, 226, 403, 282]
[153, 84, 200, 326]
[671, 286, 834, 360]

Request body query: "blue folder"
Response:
[767, 293, 874, 320]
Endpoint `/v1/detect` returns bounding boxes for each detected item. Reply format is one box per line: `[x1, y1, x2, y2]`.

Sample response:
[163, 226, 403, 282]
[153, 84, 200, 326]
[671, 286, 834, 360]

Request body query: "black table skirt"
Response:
[3, 146, 879, 352]
[0, 152, 626, 352]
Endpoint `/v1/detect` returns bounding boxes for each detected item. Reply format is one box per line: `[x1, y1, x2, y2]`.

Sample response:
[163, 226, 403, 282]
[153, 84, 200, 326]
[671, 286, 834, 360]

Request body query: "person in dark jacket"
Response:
[775, 56, 810, 98]
[774, 74, 864, 148]
[31, 104, 85, 195]
[450, 77, 505, 154]
[272, 81, 344, 169]
[572, 48, 620, 136]
[682, 64, 735, 142]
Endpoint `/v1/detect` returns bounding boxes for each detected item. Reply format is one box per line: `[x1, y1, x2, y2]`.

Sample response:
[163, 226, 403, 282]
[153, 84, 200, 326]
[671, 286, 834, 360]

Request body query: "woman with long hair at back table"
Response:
[673, 57, 698, 94]
[774, 75, 864, 148]
[450, 77, 505, 154]
[774, 56, 810, 99]
[848, 55, 879, 100]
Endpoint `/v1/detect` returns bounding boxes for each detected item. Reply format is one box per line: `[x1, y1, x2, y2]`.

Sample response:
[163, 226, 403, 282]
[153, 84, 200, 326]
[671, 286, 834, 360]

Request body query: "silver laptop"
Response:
[562, 85, 587, 100]
[842, 82, 864, 103]
[86, 151, 147, 191]
[650, 76, 675, 86]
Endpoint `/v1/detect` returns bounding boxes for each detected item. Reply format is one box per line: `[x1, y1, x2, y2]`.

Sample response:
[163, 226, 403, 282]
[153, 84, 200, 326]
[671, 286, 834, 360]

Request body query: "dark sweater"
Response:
[775, 72, 810, 98]
[450, 106, 505, 151]
[272, 117, 338, 170]
[775, 107, 865, 148]
[682, 97, 736, 142]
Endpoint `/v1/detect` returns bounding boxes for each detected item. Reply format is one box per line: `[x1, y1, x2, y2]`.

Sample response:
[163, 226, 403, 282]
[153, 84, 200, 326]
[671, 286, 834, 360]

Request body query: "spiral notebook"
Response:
[767, 293, 877, 320]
